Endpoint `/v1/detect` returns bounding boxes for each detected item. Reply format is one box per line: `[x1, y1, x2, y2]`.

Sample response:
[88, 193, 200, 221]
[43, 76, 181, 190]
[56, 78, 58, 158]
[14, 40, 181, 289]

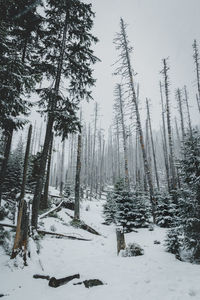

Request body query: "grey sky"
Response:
[83, 0, 200, 131]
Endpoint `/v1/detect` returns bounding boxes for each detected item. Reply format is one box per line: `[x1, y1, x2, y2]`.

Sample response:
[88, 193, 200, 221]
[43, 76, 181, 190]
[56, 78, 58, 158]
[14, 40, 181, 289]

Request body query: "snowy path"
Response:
[1, 199, 200, 300]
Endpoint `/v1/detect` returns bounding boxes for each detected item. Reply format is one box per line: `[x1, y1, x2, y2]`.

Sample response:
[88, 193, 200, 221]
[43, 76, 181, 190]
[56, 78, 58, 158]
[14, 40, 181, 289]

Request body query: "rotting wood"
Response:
[0, 224, 92, 241]
[33, 274, 50, 280]
[37, 229, 92, 241]
[49, 274, 80, 288]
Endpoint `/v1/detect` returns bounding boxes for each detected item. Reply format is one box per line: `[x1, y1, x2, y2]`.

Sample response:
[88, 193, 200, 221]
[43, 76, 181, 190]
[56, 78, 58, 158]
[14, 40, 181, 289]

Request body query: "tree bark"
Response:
[31, 10, 69, 230]
[74, 134, 82, 220]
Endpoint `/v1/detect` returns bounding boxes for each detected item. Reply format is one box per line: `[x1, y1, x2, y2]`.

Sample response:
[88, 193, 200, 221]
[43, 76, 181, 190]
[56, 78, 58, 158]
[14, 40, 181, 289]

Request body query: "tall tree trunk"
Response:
[176, 89, 185, 140]
[90, 102, 98, 198]
[184, 85, 193, 137]
[74, 134, 82, 220]
[120, 18, 155, 218]
[193, 40, 200, 109]
[31, 10, 69, 230]
[42, 133, 53, 209]
[160, 81, 170, 192]
[146, 99, 160, 190]
[59, 139, 65, 196]
[117, 84, 129, 188]
[162, 58, 177, 192]
[20, 124, 32, 200]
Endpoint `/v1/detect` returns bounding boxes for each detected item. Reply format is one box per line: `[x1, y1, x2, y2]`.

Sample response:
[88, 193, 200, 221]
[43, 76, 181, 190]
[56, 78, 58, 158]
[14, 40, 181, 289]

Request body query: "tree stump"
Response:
[116, 227, 126, 255]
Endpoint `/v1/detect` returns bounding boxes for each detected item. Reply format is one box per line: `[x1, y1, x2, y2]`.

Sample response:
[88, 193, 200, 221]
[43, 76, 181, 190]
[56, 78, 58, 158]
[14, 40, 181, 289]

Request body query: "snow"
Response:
[1, 197, 200, 300]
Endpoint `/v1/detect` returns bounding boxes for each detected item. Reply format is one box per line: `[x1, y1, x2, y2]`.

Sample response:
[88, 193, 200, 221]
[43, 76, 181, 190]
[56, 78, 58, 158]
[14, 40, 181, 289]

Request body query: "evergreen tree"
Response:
[178, 130, 200, 261]
[2, 139, 24, 199]
[155, 191, 176, 228]
[31, 0, 99, 229]
[103, 191, 117, 225]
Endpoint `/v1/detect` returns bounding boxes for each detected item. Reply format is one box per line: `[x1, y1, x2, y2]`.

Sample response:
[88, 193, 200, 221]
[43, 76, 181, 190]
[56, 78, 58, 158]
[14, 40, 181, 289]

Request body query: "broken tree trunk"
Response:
[49, 274, 80, 288]
[37, 230, 91, 241]
[116, 227, 126, 255]
[11, 199, 29, 264]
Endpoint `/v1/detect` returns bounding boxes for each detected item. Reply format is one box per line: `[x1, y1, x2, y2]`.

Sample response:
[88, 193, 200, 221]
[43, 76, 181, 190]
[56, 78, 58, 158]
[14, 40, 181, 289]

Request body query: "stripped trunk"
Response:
[74, 134, 82, 220]
[160, 81, 170, 192]
[20, 124, 32, 200]
[146, 99, 159, 190]
[193, 40, 200, 110]
[120, 19, 155, 218]
[42, 133, 53, 209]
[117, 84, 129, 188]
[162, 58, 176, 192]
[184, 86, 193, 137]
[176, 89, 185, 140]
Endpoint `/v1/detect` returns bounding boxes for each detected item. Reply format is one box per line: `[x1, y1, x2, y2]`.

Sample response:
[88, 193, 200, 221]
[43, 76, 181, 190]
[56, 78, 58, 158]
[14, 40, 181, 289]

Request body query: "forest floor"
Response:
[1, 192, 200, 300]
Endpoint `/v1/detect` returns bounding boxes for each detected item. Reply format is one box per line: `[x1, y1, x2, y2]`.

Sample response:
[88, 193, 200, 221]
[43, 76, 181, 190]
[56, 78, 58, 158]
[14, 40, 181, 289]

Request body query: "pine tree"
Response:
[31, 0, 99, 229]
[178, 130, 200, 261]
[155, 191, 176, 228]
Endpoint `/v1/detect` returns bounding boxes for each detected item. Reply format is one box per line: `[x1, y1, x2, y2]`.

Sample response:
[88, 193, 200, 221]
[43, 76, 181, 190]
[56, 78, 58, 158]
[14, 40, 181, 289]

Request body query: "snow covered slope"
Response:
[0, 198, 200, 300]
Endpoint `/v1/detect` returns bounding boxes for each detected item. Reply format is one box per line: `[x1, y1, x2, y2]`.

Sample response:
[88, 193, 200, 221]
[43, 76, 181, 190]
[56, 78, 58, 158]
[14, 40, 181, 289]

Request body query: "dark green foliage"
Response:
[178, 130, 200, 261]
[131, 190, 150, 229]
[155, 191, 177, 228]
[165, 228, 182, 256]
[0, 206, 8, 221]
[103, 192, 117, 225]
[103, 179, 150, 231]
[2, 139, 24, 199]
[27, 151, 42, 192]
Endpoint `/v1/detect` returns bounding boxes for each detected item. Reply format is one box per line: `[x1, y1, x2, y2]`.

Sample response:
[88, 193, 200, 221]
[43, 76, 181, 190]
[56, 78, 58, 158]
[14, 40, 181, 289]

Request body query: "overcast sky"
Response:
[82, 0, 200, 132]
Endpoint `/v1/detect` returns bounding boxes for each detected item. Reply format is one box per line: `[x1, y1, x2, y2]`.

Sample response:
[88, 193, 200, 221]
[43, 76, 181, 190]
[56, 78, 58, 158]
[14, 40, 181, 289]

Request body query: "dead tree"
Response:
[176, 89, 185, 140]
[74, 133, 82, 220]
[42, 133, 53, 209]
[90, 102, 98, 198]
[20, 124, 32, 200]
[161, 58, 177, 192]
[193, 40, 200, 111]
[114, 84, 129, 188]
[146, 98, 160, 190]
[114, 18, 156, 219]
[184, 86, 193, 137]
[160, 81, 170, 191]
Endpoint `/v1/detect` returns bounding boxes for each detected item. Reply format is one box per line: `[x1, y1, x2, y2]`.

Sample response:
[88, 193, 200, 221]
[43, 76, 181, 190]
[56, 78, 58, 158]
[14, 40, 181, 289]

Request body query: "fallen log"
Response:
[74, 279, 104, 288]
[0, 224, 91, 241]
[65, 212, 101, 236]
[49, 274, 80, 288]
[39, 201, 64, 219]
[33, 274, 50, 280]
[37, 230, 92, 241]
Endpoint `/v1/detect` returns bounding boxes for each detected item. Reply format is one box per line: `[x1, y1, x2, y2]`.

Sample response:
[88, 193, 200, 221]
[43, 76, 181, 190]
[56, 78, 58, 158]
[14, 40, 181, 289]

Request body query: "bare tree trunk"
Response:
[193, 40, 200, 109]
[74, 134, 82, 220]
[184, 85, 193, 137]
[160, 81, 170, 192]
[20, 125, 32, 200]
[90, 102, 98, 198]
[120, 18, 155, 218]
[176, 89, 185, 140]
[162, 58, 176, 192]
[59, 139, 65, 196]
[42, 133, 53, 209]
[117, 84, 129, 188]
[146, 98, 160, 191]
[11, 199, 29, 265]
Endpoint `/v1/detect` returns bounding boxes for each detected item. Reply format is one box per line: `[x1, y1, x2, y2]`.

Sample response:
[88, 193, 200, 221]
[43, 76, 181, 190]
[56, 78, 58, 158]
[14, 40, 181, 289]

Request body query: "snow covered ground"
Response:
[1, 197, 200, 300]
